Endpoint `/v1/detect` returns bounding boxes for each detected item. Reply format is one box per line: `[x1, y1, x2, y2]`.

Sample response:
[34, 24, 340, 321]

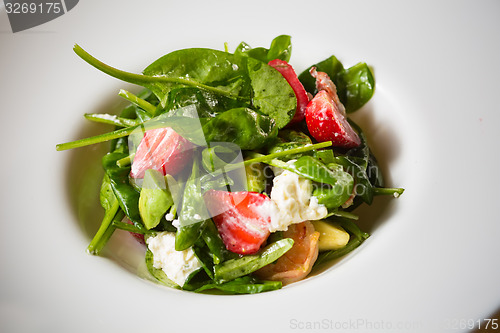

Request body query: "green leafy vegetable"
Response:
[298, 55, 375, 113]
[139, 169, 174, 230]
[214, 238, 294, 283]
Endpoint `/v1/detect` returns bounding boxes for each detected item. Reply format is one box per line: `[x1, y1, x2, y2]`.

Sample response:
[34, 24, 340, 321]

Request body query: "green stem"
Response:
[116, 154, 134, 167]
[84, 113, 140, 127]
[112, 220, 148, 234]
[118, 89, 157, 116]
[56, 125, 138, 151]
[207, 141, 332, 177]
[326, 210, 359, 220]
[244, 141, 332, 165]
[373, 187, 405, 197]
[73, 44, 244, 100]
[87, 200, 121, 255]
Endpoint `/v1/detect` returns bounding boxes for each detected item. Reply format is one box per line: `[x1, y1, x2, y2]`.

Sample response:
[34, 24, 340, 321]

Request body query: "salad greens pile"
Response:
[57, 35, 403, 294]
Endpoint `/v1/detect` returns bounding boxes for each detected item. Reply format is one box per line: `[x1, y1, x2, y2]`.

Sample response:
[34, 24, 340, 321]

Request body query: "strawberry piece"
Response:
[130, 127, 193, 178]
[268, 59, 309, 124]
[204, 190, 271, 255]
[305, 68, 361, 148]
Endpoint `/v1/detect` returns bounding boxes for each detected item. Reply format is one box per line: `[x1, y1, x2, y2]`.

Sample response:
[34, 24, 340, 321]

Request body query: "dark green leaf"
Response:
[337, 62, 375, 113]
[175, 158, 209, 251]
[202, 107, 278, 150]
[247, 58, 296, 128]
[234, 35, 292, 63]
[214, 238, 293, 283]
[298, 55, 344, 94]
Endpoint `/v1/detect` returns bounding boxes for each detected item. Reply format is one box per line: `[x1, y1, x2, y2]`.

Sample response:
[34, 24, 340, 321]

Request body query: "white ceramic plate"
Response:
[1, 1, 499, 332]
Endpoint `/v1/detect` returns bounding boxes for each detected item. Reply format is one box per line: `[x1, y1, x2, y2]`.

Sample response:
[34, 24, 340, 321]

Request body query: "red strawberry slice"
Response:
[305, 68, 361, 148]
[204, 190, 271, 255]
[130, 127, 193, 178]
[268, 59, 309, 124]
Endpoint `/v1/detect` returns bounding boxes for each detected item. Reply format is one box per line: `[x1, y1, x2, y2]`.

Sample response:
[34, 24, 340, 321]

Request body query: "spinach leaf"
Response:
[272, 155, 353, 189]
[87, 174, 121, 255]
[164, 87, 247, 118]
[194, 276, 282, 294]
[102, 147, 144, 231]
[145, 249, 180, 289]
[202, 107, 277, 150]
[139, 169, 174, 230]
[175, 157, 209, 251]
[247, 58, 296, 128]
[336, 62, 375, 113]
[298, 55, 344, 94]
[235, 35, 292, 63]
[214, 238, 293, 283]
[143, 48, 251, 104]
[73, 45, 296, 132]
[298, 55, 375, 113]
[267, 129, 314, 161]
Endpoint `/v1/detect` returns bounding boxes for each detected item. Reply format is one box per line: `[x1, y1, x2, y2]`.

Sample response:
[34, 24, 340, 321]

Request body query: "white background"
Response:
[1, 1, 499, 332]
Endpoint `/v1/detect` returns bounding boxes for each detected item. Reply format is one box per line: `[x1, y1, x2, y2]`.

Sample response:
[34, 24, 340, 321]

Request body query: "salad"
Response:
[57, 35, 403, 294]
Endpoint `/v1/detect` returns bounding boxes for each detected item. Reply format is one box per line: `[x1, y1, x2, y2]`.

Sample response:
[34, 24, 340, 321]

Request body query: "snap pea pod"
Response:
[214, 238, 293, 283]
[194, 276, 282, 294]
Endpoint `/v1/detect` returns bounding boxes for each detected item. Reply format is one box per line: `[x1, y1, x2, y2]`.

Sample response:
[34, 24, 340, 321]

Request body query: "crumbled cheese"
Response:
[146, 232, 201, 287]
[267, 170, 328, 232]
[165, 212, 175, 221]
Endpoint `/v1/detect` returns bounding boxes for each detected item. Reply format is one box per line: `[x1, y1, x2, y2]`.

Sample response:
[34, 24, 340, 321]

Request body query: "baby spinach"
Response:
[235, 34, 292, 63]
[298, 55, 344, 94]
[267, 130, 314, 161]
[164, 87, 247, 118]
[247, 58, 296, 128]
[139, 169, 174, 230]
[336, 62, 375, 113]
[143, 48, 251, 104]
[202, 107, 278, 150]
[145, 249, 180, 289]
[87, 174, 121, 255]
[298, 55, 375, 113]
[175, 157, 209, 251]
[194, 276, 282, 294]
[214, 238, 293, 283]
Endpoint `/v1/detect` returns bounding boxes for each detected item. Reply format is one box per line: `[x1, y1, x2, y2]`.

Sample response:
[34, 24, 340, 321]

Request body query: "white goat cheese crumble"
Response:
[266, 169, 328, 232]
[146, 232, 201, 287]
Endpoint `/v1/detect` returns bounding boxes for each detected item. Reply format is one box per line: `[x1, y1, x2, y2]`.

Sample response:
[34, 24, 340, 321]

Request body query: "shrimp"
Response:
[254, 221, 320, 285]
